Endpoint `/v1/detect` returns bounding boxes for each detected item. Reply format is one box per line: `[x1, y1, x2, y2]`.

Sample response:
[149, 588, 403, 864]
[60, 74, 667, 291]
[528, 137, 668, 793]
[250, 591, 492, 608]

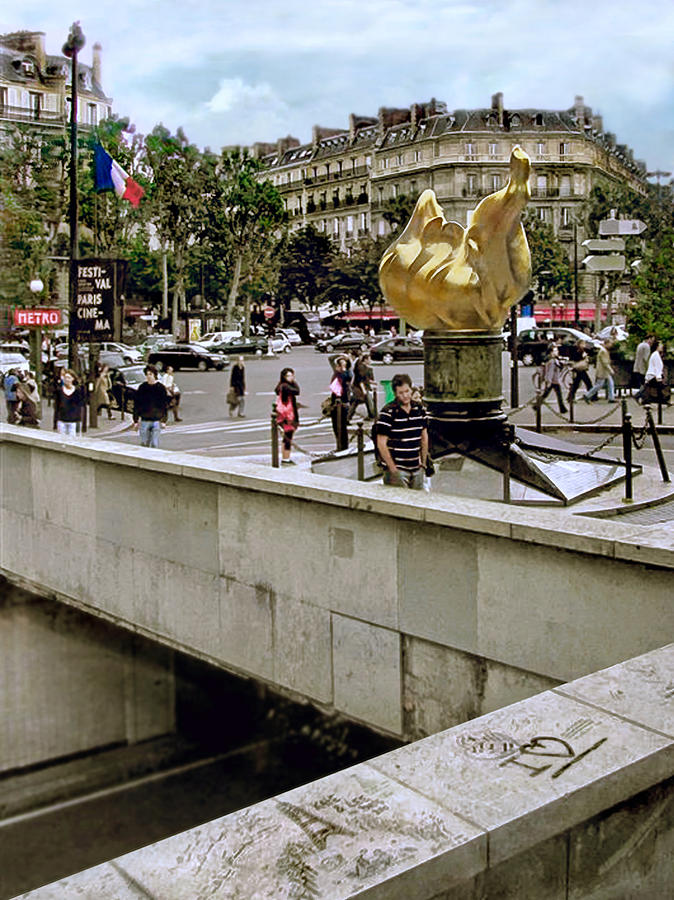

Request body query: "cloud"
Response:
[205, 78, 280, 114]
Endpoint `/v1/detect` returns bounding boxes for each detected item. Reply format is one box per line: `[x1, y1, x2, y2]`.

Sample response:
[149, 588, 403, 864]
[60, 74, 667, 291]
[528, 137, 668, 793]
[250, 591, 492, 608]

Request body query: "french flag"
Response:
[93, 143, 145, 208]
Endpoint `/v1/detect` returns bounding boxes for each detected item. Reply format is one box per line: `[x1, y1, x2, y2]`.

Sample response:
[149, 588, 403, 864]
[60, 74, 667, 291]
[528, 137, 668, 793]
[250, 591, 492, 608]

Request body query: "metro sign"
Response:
[13, 308, 62, 327]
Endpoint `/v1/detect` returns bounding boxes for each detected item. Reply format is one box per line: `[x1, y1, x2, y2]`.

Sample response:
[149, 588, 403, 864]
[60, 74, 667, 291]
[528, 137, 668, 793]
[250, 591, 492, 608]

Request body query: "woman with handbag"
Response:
[227, 356, 246, 418]
[641, 342, 668, 405]
[567, 339, 592, 404]
[275, 367, 300, 465]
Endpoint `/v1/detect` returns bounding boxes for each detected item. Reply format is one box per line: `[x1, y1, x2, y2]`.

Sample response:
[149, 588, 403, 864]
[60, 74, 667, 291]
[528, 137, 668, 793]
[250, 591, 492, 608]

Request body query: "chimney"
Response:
[573, 95, 585, 120]
[605, 132, 616, 148]
[349, 114, 357, 142]
[34, 32, 46, 71]
[276, 135, 300, 156]
[491, 92, 504, 127]
[92, 42, 102, 85]
[591, 114, 603, 133]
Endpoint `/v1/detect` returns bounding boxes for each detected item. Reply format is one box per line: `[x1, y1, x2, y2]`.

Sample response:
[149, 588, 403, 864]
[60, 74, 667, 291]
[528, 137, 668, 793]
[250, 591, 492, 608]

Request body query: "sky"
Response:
[5, 0, 674, 175]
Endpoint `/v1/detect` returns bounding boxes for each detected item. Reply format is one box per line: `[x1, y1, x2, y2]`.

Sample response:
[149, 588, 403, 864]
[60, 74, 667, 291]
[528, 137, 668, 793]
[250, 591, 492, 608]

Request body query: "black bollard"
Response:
[271, 408, 279, 468]
[568, 393, 574, 424]
[356, 422, 365, 481]
[535, 393, 542, 433]
[645, 406, 670, 483]
[621, 399, 633, 503]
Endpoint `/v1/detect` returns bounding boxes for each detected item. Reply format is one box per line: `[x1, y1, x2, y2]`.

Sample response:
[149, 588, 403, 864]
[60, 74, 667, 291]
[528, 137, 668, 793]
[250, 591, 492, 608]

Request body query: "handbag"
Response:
[276, 393, 294, 425]
[321, 395, 335, 417]
[226, 387, 239, 405]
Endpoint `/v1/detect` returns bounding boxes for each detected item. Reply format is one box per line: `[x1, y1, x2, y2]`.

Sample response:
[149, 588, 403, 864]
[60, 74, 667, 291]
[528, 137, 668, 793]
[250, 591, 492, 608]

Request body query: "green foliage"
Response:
[381, 193, 416, 238]
[275, 225, 334, 310]
[629, 228, 674, 345]
[320, 235, 388, 310]
[523, 211, 572, 297]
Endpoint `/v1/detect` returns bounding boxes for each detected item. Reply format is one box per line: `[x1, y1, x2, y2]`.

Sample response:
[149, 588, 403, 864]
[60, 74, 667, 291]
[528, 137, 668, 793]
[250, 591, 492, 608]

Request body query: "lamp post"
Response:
[63, 21, 85, 372]
[29, 277, 44, 386]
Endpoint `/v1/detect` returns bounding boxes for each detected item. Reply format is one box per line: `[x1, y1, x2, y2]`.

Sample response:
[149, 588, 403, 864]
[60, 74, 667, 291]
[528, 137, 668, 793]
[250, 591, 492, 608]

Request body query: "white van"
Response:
[197, 331, 242, 350]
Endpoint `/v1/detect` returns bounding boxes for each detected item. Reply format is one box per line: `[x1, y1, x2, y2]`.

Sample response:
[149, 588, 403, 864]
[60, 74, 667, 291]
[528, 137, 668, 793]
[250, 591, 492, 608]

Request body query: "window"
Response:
[333, 218, 339, 236]
[560, 142, 570, 156]
[360, 212, 367, 230]
[413, 149, 421, 162]
[88, 103, 97, 125]
[536, 175, 547, 196]
[560, 175, 571, 197]
[378, 220, 386, 236]
[392, 184, 398, 198]
[536, 141, 546, 156]
[319, 220, 325, 231]
[365, 155, 371, 167]
[491, 174, 501, 191]
[465, 141, 476, 158]
[29, 91, 42, 119]
[488, 142, 499, 156]
[467, 174, 477, 194]
[0, 87, 6, 110]
[381, 158, 389, 170]
[538, 207, 550, 222]
[410, 180, 417, 196]
[346, 216, 354, 235]
[561, 207, 572, 227]
[395, 153, 403, 165]
[535, 113, 544, 126]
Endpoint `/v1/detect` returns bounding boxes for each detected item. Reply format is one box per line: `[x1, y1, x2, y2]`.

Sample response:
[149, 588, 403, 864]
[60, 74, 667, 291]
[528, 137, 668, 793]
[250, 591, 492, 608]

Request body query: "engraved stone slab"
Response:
[17, 766, 486, 899]
[370, 689, 673, 864]
[557, 643, 674, 738]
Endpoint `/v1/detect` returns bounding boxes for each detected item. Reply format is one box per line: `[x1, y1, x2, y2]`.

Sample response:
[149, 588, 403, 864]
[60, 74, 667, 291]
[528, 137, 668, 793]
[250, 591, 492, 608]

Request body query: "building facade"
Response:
[0, 30, 112, 136]
[256, 94, 647, 314]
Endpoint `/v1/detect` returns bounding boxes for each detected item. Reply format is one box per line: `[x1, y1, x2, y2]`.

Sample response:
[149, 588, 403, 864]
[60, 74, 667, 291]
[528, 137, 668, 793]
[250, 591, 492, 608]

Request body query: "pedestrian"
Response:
[92, 364, 113, 419]
[110, 368, 127, 418]
[275, 366, 300, 465]
[160, 365, 182, 421]
[375, 372, 429, 490]
[539, 346, 567, 414]
[584, 340, 616, 403]
[54, 370, 84, 438]
[348, 352, 375, 420]
[641, 341, 667, 405]
[329, 356, 351, 451]
[133, 364, 170, 448]
[4, 368, 20, 423]
[632, 334, 653, 394]
[15, 372, 41, 427]
[227, 356, 246, 418]
[567, 340, 593, 404]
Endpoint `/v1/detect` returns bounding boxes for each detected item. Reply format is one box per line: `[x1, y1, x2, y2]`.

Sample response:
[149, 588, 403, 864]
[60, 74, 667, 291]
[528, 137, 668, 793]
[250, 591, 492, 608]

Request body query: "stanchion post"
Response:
[657, 395, 663, 426]
[271, 408, 279, 467]
[356, 422, 365, 481]
[568, 393, 574, 424]
[645, 405, 670, 483]
[535, 393, 542, 433]
[502, 424, 513, 503]
[621, 399, 633, 503]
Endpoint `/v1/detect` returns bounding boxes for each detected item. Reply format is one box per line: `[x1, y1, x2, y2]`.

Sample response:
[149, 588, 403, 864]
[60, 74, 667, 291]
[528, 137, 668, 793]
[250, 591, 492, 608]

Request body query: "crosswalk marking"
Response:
[161, 417, 333, 437]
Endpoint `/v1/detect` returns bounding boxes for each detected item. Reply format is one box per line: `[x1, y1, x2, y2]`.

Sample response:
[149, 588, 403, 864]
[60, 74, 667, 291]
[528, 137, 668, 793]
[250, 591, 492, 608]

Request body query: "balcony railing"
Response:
[0, 104, 65, 126]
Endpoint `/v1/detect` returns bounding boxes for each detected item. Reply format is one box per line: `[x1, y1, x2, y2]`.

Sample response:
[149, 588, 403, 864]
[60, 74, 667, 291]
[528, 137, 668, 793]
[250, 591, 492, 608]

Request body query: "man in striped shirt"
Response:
[376, 373, 429, 490]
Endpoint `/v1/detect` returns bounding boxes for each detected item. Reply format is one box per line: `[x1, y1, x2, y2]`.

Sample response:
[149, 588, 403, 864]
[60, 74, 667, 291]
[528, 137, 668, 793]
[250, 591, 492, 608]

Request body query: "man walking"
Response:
[228, 356, 246, 417]
[633, 335, 653, 397]
[4, 368, 19, 423]
[584, 340, 616, 403]
[376, 373, 429, 490]
[133, 364, 170, 448]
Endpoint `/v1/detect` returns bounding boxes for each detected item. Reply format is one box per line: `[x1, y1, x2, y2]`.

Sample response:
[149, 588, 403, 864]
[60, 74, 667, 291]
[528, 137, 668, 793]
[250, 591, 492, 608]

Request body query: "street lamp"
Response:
[29, 277, 45, 385]
[63, 21, 85, 372]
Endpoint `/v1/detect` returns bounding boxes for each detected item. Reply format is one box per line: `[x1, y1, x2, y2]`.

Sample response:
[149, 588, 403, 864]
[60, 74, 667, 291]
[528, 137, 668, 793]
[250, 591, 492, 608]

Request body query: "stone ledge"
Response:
[2, 426, 673, 570]
[14, 645, 673, 899]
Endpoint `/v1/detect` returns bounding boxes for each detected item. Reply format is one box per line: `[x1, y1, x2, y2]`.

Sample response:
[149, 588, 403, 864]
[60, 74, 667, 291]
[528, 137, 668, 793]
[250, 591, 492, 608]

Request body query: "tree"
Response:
[381, 193, 416, 239]
[523, 211, 572, 303]
[143, 126, 210, 333]
[629, 227, 674, 345]
[206, 148, 286, 329]
[275, 225, 334, 311]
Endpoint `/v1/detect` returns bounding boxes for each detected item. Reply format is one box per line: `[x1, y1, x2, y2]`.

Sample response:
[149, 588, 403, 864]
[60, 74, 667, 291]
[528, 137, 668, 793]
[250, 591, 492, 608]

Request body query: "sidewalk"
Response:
[507, 391, 673, 432]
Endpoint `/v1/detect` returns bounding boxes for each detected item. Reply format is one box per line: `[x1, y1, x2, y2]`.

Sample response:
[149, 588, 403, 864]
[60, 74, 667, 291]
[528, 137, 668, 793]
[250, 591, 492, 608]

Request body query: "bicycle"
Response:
[532, 360, 573, 394]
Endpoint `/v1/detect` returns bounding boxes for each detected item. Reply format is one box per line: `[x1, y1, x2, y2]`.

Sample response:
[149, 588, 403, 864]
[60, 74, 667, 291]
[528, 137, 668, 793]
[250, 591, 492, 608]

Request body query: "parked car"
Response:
[207, 335, 267, 356]
[0, 341, 30, 357]
[198, 331, 242, 348]
[137, 334, 175, 358]
[147, 343, 228, 371]
[276, 327, 302, 346]
[108, 364, 146, 412]
[515, 328, 601, 366]
[315, 331, 373, 353]
[268, 334, 293, 354]
[369, 336, 425, 364]
[96, 341, 143, 364]
[0, 352, 30, 379]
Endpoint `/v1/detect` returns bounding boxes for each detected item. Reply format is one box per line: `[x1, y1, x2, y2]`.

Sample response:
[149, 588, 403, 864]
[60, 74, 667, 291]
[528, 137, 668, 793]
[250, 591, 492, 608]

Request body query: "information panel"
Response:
[73, 259, 115, 339]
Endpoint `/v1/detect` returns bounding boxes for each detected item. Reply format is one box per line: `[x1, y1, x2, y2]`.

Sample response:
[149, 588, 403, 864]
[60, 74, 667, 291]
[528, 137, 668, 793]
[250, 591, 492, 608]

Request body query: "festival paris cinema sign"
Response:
[73, 259, 115, 339]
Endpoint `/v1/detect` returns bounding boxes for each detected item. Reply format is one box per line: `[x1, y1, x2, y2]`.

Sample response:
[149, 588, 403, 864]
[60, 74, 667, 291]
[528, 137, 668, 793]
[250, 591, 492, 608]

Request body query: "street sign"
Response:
[582, 254, 626, 272]
[581, 238, 625, 253]
[598, 218, 647, 236]
[263, 306, 275, 320]
[13, 308, 62, 327]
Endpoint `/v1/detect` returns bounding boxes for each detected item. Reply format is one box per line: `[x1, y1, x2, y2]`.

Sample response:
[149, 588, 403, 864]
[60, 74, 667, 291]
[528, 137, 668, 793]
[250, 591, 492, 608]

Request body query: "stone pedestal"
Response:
[423, 330, 507, 453]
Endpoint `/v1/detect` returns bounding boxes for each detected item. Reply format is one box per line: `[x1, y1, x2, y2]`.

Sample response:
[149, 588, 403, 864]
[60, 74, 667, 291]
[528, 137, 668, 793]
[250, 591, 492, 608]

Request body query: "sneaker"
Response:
[281, 459, 296, 465]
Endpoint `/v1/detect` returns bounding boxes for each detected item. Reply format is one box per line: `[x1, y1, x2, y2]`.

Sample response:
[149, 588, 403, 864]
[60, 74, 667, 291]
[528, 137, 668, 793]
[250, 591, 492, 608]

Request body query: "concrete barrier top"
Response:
[14, 643, 674, 899]
[2, 425, 673, 571]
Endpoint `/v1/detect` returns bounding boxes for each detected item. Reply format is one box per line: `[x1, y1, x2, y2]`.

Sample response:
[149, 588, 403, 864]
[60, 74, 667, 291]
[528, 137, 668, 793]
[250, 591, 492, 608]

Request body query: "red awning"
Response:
[340, 309, 398, 321]
[535, 307, 595, 322]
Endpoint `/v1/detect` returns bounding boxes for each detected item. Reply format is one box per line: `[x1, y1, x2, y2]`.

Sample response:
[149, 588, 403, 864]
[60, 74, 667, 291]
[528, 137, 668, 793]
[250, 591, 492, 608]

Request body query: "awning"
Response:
[536, 307, 595, 322]
[339, 309, 398, 321]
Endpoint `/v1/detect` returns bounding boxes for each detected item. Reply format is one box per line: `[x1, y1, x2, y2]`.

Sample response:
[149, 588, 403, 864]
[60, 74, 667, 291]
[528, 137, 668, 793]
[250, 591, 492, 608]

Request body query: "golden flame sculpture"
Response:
[379, 146, 531, 331]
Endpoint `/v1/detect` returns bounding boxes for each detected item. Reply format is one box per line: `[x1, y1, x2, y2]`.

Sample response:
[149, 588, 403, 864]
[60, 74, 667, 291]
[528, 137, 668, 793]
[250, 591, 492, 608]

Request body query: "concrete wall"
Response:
[0, 580, 175, 774]
[15, 645, 674, 899]
[1, 426, 673, 742]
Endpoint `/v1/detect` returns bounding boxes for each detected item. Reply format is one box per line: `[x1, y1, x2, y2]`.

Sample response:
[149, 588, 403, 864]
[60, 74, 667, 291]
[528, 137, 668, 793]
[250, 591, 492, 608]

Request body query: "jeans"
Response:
[139, 419, 161, 448]
[383, 467, 425, 490]
[584, 376, 615, 402]
[57, 421, 78, 439]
